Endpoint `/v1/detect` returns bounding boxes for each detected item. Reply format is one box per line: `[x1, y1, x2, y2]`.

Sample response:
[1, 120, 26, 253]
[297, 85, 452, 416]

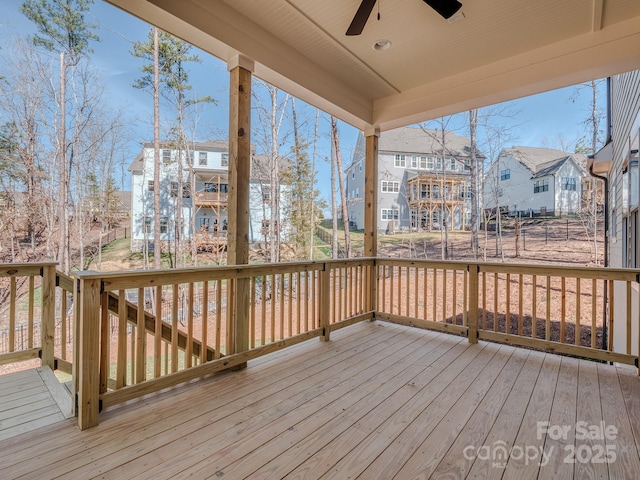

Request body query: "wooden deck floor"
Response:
[0, 366, 72, 442]
[0, 321, 639, 479]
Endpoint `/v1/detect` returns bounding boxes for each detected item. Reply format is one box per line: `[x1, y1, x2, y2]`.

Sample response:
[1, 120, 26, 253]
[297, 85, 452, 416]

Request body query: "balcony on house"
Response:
[1, 259, 639, 478]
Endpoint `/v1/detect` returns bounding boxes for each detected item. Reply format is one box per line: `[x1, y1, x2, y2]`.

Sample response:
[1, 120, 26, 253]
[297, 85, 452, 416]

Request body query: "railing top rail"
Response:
[0, 262, 58, 278]
[74, 260, 334, 291]
[375, 257, 640, 282]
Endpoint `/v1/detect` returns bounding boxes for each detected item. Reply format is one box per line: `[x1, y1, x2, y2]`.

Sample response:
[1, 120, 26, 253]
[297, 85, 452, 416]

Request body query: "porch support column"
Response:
[227, 55, 253, 365]
[364, 127, 379, 315]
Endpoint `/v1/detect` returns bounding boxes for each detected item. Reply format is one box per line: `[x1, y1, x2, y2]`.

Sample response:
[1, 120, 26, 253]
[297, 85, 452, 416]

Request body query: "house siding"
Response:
[608, 71, 640, 357]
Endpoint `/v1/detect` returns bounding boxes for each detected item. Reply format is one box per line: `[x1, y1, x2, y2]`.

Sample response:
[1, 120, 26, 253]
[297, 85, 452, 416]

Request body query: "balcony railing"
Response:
[194, 191, 228, 206]
[2, 258, 639, 431]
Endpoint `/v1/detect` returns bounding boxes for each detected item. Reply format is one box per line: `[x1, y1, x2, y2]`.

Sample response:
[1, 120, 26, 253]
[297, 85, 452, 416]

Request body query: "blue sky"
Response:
[0, 0, 605, 197]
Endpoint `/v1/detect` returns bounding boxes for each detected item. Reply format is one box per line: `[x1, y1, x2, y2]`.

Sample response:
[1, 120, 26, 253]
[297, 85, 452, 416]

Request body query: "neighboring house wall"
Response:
[607, 71, 640, 357]
[130, 141, 285, 252]
[484, 147, 585, 216]
[347, 127, 481, 233]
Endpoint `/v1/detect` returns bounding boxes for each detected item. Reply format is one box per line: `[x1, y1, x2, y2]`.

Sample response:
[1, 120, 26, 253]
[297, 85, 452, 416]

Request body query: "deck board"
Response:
[0, 367, 71, 443]
[0, 321, 638, 480]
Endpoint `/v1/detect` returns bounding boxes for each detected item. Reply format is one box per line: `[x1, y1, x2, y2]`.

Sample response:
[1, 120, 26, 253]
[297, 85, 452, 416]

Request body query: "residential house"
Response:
[129, 141, 287, 252]
[592, 71, 640, 357]
[483, 146, 588, 216]
[346, 127, 483, 233]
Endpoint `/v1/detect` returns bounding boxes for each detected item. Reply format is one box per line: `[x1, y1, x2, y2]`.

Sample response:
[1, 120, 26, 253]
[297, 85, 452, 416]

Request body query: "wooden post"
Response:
[76, 274, 102, 430]
[363, 129, 379, 316]
[468, 264, 479, 344]
[227, 56, 253, 365]
[320, 264, 331, 341]
[40, 264, 56, 369]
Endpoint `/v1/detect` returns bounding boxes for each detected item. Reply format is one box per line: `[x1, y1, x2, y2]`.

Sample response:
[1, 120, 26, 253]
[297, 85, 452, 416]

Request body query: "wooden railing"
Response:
[74, 259, 375, 429]
[0, 263, 57, 369]
[4, 258, 638, 431]
[375, 259, 639, 366]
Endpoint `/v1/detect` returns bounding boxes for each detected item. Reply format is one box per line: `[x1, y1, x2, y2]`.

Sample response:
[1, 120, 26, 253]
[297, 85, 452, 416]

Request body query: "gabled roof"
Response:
[501, 146, 587, 178]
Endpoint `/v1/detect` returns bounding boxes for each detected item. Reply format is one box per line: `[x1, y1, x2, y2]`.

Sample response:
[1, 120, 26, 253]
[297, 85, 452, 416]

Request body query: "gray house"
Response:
[346, 127, 482, 233]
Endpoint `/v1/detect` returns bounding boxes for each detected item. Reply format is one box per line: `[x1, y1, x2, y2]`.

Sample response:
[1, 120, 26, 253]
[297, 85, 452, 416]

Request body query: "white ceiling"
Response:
[106, 0, 640, 132]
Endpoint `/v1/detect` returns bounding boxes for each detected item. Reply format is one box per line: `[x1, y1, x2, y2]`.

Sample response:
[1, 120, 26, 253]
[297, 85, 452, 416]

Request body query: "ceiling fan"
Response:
[346, 0, 463, 36]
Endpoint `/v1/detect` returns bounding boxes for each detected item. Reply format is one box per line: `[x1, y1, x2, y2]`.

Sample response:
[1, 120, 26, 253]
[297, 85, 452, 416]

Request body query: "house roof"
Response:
[378, 127, 481, 158]
[501, 146, 587, 177]
[106, 0, 640, 132]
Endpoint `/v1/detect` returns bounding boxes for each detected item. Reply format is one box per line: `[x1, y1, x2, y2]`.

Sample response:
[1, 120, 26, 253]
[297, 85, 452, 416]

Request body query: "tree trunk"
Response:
[153, 27, 161, 270]
[331, 116, 350, 258]
[469, 109, 479, 259]
[58, 52, 69, 273]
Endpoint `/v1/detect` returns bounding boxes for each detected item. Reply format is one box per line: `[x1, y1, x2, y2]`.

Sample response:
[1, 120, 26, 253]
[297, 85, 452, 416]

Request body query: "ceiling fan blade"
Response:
[346, 0, 377, 36]
[422, 0, 462, 19]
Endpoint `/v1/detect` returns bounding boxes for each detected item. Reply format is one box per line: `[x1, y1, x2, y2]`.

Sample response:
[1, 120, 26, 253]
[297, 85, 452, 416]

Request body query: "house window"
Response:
[148, 180, 154, 192]
[199, 217, 209, 231]
[534, 179, 549, 193]
[262, 185, 271, 201]
[500, 169, 510, 181]
[162, 149, 171, 163]
[204, 182, 215, 192]
[199, 152, 207, 165]
[221, 153, 229, 167]
[159, 217, 168, 234]
[182, 182, 191, 198]
[381, 181, 400, 193]
[427, 157, 434, 169]
[381, 208, 399, 221]
[435, 157, 443, 170]
[144, 216, 152, 232]
[394, 154, 406, 168]
[170, 181, 179, 197]
[562, 177, 576, 190]
[449, 157, 457, 171]
[188, 151, 194, 164]
[498, 188, 504, 197]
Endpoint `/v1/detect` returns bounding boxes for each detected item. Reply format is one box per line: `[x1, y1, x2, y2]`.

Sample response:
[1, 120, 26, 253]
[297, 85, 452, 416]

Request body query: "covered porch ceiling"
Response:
[106, 0, 640, 132]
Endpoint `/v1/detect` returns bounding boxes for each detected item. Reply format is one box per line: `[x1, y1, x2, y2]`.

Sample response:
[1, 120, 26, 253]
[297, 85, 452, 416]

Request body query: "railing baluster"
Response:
[28, 276, 34, 349]
[116, 289, 127, 388]
[171, 284, 179, 373]
[136, 287, 146, 383]
[575, 278, 581, 347]
[546, 276, 551, 341]
[532, 275, 537, 339]
[591, 279, 597, 349]
[626, 281, 632, 355]
[561, 277, 566, 343]
[9, 277, 16, 353]
[493, 273, 498, 332]
[518, 274, 523, 336]
[154, 285, 162, 377]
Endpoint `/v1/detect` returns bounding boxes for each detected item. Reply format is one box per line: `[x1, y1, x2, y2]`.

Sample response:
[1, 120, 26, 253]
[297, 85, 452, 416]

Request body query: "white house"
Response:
[129, 141, 288, 253]
[483, 146, 588, 216]
[346, 127, 483, 233]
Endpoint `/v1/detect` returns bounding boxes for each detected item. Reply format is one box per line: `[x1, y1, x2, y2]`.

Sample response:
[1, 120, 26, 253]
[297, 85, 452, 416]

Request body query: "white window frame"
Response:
[381, 181, 400, 193]
[394, 154, 406, 168]
[381, 208, 399, 221]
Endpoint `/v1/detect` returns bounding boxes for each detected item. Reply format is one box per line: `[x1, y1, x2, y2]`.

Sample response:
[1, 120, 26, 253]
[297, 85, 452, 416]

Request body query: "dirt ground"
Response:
[379, 217, 604, 267]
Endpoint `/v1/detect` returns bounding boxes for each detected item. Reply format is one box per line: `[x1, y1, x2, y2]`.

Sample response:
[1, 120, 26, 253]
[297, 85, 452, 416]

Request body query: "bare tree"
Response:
[21, 0, 100, 273]
[331, 116, 350, 258]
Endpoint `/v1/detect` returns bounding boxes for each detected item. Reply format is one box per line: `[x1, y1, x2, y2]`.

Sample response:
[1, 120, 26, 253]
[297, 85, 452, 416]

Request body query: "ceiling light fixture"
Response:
[373, 39, 392, 51]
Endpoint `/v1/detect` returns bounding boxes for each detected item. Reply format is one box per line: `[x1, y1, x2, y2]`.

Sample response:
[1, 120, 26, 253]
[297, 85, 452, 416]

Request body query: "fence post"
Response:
[320, 264, 331, 342]
[75, 273, 102, 430]
[468, 264, 479, 344]
[40, 264, 56, 369]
